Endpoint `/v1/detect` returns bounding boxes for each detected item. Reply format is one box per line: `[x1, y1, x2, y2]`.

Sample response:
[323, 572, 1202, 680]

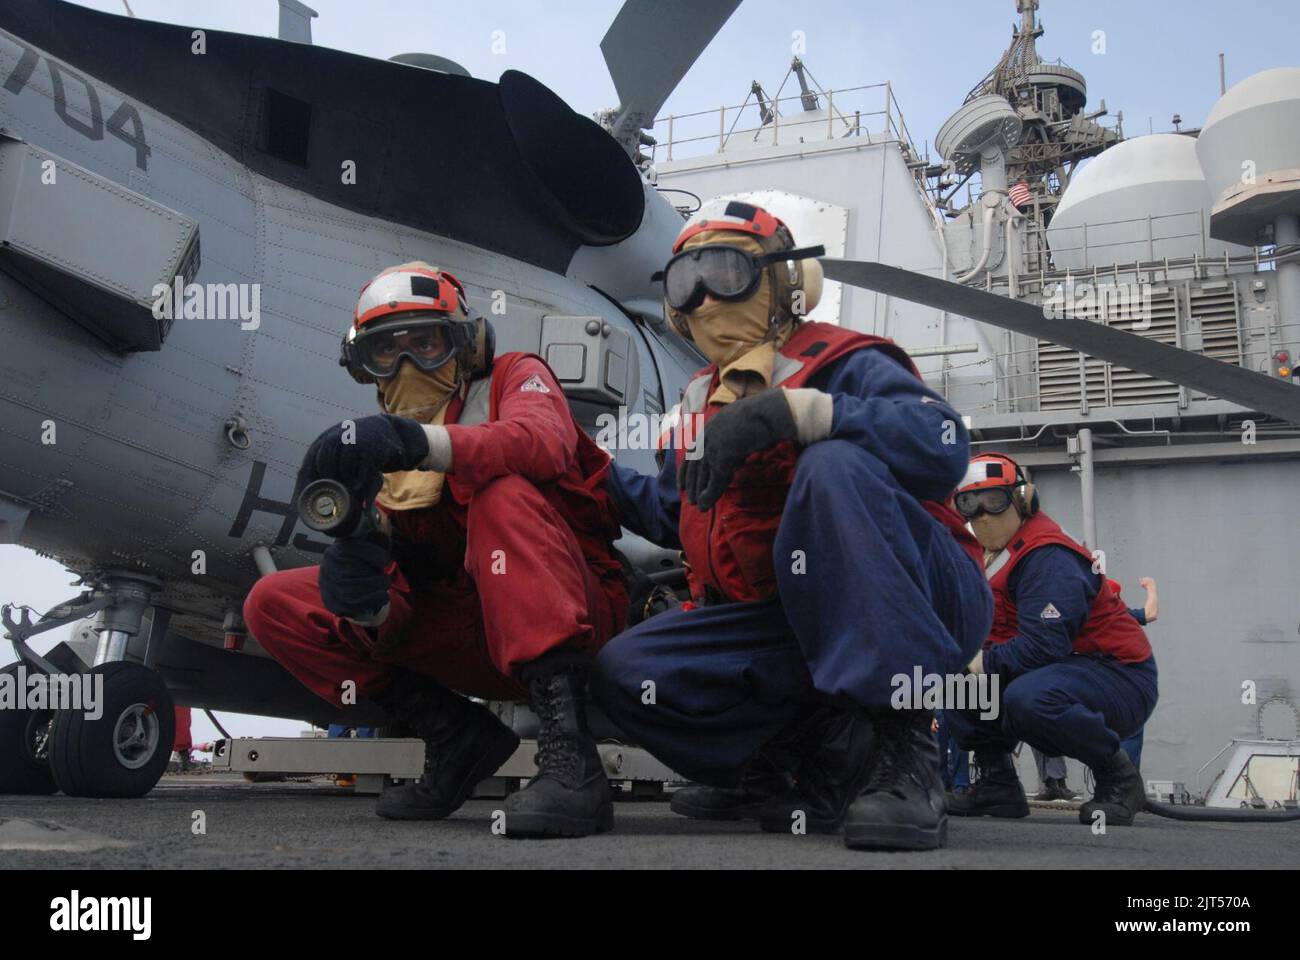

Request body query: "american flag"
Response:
[1009, 181, 1034, 208]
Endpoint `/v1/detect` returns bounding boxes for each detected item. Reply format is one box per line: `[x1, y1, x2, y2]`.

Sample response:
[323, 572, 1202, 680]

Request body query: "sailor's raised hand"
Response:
[295, 414, 430, 504]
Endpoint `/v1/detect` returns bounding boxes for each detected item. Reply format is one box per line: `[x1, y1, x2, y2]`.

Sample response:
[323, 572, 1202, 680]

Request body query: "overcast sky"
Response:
[62, 0, 1300, 152]
[2, 0, 1295, 743]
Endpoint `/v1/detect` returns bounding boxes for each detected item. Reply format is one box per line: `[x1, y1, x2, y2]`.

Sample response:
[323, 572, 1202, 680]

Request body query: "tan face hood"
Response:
[679, 231, 791, 404]
[373, 360, 459, 511]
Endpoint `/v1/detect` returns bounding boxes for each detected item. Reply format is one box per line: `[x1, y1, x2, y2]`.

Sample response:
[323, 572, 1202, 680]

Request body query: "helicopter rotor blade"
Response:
[822, 257, 1300, 424]
[601, 0, 741, 151]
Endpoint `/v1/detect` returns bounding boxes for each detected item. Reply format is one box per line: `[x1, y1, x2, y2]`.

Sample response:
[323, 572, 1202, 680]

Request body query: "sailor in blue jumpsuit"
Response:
[943, 548, 1158, 762]
[595, 336, 991, 848]
[591, 201, 993, 849]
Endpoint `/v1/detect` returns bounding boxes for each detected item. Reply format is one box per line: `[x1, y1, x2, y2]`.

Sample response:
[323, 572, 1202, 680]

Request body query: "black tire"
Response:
[0, 663, 57, 795]
[48, 662, 175, 798]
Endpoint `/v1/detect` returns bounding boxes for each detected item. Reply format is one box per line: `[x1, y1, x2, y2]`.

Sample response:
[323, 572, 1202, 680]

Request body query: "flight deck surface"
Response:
[2, 774, 1292, 870]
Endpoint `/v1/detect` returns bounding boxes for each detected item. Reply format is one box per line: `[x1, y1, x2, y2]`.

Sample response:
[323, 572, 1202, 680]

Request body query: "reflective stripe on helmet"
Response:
[353, 264, 467, 331]
[672, 200, 789, 254]
[958, 453, 1022, 493]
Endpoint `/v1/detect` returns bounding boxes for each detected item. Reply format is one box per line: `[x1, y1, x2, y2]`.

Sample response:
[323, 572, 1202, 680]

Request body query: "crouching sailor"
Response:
[590, 202, 991, 850]
[243, 263, 627, 837]
[943, 453, 1158, 826]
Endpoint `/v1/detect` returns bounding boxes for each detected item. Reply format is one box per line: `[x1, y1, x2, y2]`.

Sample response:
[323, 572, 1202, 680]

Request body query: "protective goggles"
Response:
[954, 486, 1016, 520]
[343, 317, 471, 380]
[653, 243, 824, 313]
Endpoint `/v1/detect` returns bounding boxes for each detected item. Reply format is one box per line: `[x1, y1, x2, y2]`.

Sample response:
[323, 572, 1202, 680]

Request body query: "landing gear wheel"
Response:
[0, 663, 57, 795]
[48, 662, 175, 798]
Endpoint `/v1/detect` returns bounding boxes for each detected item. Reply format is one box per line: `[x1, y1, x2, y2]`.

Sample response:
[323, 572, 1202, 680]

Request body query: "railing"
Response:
[649, 81, 923, 165]
[1027, 210, 1209, 270]
[1008, 208, 1293, 298]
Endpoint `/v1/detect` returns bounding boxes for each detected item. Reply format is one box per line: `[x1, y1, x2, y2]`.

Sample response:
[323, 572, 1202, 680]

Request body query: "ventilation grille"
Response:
[1036, 283, 1241, 410]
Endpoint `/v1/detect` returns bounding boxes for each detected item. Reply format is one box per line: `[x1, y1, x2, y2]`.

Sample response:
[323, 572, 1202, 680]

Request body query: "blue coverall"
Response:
[943, 547, 1158, 770]
[591, 348, 992, 786]
[1119, 606, 1149, 768]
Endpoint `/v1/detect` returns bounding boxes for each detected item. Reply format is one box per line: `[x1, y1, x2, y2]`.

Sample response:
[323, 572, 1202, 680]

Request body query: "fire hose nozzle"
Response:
[296, 478, 381, 539]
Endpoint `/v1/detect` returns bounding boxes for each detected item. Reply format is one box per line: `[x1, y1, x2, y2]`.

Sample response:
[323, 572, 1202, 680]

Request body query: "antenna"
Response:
[791, 57, 820, 112]
[1018, 0, 1039, 34]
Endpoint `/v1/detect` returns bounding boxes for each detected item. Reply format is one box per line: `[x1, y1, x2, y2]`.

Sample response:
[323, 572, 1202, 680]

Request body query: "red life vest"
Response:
[671, 322, 982, 603]
[384, 352, 627, 590]
[985, 511, 1151, 663]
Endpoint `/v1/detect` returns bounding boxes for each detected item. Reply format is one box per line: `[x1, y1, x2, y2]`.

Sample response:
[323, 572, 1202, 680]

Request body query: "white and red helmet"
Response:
[340, 263, 490, 384]
[352, 262, 468, 332]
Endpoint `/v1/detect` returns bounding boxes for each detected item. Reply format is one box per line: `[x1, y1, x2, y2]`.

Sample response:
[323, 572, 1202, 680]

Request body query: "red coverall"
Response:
[243, 354, 628, 704]
[172, 706, 192, 753]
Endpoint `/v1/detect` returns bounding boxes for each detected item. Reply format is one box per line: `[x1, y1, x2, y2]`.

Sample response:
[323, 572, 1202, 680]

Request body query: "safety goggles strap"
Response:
[650, 244, 825, 283]
[753, 244, 825, 266]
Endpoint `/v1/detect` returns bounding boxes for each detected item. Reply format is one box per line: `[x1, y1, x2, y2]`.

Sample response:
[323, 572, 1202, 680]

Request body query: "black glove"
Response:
[295, 414, 430, 505]
[318, 532, 392, 622]
[680, 389, 797, 511]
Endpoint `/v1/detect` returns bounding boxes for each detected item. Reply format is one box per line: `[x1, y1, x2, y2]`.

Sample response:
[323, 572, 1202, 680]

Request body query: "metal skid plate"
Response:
[211, 737, 425, 780]
[210, 736, 685, 797]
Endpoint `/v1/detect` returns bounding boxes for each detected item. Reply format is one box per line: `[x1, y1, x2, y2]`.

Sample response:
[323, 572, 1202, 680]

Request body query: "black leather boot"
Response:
[1048, 777, 1081, 801]
[843, 712, 948, 851]
[945, 749, 1030, 818]
[375, 670, 520, 821]
[758, 707, 877, 834]
[502, 652, 612, 838]
[1080, 749, 1146, 826]
[670, 755, 790, 821]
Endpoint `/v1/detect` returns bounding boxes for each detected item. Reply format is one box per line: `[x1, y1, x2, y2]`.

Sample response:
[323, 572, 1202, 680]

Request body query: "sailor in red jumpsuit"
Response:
[243, 263, 627, 837]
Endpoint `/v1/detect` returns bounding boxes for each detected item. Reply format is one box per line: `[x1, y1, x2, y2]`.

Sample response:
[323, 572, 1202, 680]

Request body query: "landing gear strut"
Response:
[2, 570, 174, 798]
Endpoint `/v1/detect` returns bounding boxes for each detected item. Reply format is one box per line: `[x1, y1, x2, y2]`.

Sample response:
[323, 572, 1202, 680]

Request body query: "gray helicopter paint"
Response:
[0, 27, 696, 659]
[0, 0, 649, 273]
[277, 0, 318, 45]
[565, 181, 685, 303]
